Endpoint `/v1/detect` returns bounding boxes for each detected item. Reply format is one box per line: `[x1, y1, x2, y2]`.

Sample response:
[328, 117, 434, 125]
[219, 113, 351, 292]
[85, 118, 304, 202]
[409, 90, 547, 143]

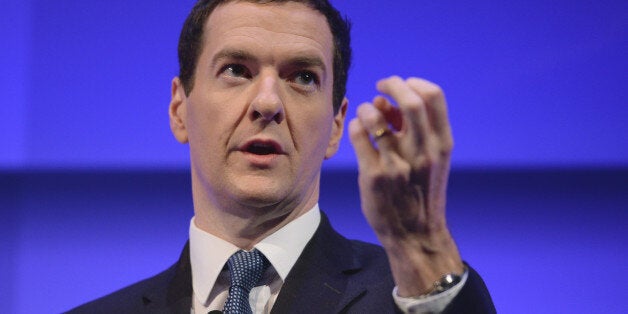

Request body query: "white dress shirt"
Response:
[189, 204, 465, 313]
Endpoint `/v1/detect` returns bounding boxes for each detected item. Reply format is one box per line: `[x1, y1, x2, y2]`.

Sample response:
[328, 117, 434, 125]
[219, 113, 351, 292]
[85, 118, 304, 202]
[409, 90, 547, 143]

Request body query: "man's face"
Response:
[170, 2, 346, 216]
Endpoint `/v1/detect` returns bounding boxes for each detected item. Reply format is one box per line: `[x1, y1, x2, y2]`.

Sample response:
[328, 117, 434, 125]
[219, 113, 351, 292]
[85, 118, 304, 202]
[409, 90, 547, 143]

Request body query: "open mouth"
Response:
[243, 140, 283, 155]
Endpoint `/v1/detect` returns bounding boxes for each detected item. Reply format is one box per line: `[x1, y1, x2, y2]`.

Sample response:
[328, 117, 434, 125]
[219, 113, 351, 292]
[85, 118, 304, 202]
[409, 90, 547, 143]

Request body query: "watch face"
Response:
[443, 274, 454, 284]
[432, 272, 462, 294]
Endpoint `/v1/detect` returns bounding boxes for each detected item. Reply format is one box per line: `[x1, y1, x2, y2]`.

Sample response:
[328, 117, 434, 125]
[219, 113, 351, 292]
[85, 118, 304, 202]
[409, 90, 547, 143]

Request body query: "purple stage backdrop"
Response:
[2, 169, 627, 313]
[1, 0, 627, 313]
[1, 0, 626, 169]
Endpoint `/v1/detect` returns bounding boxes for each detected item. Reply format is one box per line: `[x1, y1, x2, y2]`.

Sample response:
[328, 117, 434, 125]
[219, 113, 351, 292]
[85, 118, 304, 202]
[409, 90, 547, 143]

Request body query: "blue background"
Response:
[1, 0, 626, 313]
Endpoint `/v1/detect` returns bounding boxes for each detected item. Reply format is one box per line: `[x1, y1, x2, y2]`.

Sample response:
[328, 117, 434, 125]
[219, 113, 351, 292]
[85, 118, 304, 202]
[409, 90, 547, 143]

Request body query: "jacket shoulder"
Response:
[348, 238, 393, 277]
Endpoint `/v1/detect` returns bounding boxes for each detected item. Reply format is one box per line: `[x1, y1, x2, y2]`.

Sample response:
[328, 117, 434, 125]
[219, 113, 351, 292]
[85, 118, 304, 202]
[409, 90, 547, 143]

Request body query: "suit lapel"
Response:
[141, 243, 193, 313]
[140, 213, 370, 313]
[271, 213, 366, 313]
[164, 244, 193, 313]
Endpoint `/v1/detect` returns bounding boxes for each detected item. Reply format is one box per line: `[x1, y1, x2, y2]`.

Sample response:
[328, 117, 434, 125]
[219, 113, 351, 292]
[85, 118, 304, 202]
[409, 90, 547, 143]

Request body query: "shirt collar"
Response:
[189, 204, 321, 305]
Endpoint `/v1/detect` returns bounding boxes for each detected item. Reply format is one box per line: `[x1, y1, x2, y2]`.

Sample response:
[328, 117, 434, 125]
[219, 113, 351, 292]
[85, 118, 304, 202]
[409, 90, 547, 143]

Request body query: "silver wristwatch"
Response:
[429, 272, 462, 295]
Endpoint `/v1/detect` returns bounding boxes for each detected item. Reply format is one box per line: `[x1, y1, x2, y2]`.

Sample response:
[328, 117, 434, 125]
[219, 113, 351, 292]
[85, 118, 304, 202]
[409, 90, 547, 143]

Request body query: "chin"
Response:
[231, 179, 291, 208]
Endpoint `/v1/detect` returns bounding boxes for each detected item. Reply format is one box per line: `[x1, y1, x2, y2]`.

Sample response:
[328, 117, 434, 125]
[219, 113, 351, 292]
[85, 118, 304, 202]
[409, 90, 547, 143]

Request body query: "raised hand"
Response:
[348, 76, 464, 296]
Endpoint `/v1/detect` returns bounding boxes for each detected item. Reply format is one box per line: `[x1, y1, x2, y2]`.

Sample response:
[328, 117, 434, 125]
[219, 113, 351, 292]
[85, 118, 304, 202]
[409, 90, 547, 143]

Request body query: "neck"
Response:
[191, 186, 319, 250]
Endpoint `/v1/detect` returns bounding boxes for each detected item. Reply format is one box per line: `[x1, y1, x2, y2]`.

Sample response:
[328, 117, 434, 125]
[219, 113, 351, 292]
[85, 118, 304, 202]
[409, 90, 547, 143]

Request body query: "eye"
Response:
[220, 64, 251, 79]
[292, 71, 319, 87]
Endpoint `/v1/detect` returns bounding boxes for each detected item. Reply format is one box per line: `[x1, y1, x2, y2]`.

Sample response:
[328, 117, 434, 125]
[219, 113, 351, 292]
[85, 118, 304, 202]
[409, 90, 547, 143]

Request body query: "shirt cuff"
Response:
[392, 269, 468, 314]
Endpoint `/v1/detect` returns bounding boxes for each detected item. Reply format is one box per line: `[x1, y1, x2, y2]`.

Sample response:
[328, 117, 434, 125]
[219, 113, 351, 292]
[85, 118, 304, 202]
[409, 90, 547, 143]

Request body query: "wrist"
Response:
[422, 266, 466, 297]
[392, 267, 468, 314]
[381, 231, 464, 296]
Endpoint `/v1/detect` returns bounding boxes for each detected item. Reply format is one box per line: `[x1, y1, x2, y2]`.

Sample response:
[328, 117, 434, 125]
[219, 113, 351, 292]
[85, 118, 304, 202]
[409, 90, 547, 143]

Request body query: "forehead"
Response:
[203, 1, 334, 65]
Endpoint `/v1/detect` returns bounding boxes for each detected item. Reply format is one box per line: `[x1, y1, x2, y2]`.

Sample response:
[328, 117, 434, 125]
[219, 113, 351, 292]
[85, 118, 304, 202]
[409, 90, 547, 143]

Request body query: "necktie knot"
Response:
[223, 249, 269, 314]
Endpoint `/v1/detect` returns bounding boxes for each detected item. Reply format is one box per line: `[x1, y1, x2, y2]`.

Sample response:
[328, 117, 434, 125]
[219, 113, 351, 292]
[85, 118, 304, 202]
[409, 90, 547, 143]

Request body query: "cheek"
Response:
[186, 93, 238, 140]
[185, 103, 230, 161]
[186, 109, 214, 144]
[296, 110, 334, 154]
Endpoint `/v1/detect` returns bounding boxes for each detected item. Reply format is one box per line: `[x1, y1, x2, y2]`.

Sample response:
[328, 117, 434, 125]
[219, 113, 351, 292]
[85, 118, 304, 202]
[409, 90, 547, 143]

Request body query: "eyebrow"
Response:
[211, 48, 258, 69]
[286, 56, 325, 70]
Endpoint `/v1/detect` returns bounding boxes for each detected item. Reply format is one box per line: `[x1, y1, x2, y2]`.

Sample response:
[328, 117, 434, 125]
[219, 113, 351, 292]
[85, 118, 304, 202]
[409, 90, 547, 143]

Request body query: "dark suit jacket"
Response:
[67, 214, 495, 313]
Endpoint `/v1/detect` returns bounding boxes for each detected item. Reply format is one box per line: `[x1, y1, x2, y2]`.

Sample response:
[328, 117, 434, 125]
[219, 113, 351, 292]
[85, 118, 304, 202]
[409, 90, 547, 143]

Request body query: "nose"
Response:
[250, 72, 284, 124]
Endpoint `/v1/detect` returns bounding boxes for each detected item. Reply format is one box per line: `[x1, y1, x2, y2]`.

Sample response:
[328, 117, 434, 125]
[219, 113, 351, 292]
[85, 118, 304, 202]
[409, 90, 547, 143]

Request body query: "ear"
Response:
[169, 77, 189, 144]
[325, 97, 348, 159]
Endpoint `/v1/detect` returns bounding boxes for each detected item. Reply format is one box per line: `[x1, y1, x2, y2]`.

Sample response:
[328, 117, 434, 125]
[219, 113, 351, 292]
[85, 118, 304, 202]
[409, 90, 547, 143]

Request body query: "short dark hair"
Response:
[177, 0, 352, 114]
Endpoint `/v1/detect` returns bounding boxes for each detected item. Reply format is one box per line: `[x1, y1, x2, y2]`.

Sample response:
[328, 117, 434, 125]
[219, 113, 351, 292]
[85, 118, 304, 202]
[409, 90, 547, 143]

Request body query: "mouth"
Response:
[241, 139, 284, 156]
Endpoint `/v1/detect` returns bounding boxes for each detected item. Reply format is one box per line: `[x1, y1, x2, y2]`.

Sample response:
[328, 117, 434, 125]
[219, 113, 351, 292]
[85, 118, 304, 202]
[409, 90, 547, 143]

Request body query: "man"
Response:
[69, 0, 495, 313]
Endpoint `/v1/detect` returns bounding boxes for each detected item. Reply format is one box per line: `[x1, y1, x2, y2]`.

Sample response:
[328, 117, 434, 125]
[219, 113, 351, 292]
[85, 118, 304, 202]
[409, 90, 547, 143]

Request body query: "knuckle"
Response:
[357, 105, 384, 130]
[407, 77, 444, 103]
[425, 82, 443, 95]
[414, 155, 433, 170]
[440, 137, 454, 154]
[388, 75, 404, 83]
[412, 146, 440, 169]
[402, 97, 424, 114]
[363, 161, 412, 187]
[424, 85, 444, 103]
[348, 123, 363, 141]
[363, 117, 381, 131]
